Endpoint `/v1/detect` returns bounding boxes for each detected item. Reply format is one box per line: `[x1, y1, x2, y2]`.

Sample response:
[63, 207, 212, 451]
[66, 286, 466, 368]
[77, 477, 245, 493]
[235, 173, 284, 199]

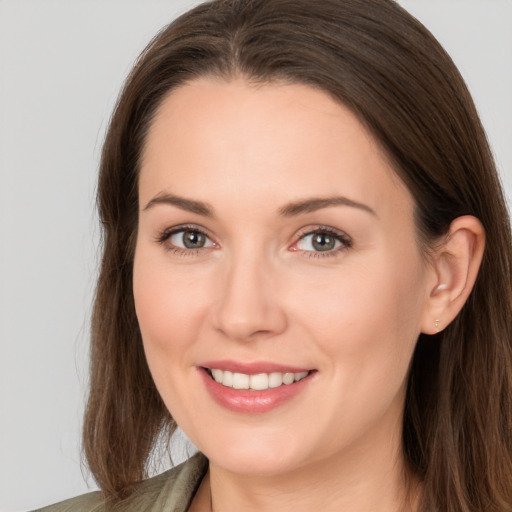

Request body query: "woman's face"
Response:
[134, 78, 436, 477]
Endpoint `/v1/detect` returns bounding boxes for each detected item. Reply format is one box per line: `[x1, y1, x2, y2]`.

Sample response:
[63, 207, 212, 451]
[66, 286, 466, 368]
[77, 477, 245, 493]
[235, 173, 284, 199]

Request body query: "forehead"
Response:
[139, 77, 413, 221]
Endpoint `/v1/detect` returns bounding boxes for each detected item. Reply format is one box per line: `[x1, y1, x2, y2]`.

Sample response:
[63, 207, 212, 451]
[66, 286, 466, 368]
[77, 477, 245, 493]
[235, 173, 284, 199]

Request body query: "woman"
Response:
[36, 0, 512, 510]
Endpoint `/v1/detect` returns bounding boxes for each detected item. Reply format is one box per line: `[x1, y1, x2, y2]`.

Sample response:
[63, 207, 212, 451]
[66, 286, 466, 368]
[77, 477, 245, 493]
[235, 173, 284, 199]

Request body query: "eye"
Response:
[156, 226, 217, 255]
[169, 229, 215, 249]
[292, 227, 352, 256]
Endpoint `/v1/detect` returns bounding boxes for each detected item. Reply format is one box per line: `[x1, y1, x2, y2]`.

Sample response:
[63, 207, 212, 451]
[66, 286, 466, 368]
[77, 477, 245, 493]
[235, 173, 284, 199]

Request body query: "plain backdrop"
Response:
[0, 1, 511, 510]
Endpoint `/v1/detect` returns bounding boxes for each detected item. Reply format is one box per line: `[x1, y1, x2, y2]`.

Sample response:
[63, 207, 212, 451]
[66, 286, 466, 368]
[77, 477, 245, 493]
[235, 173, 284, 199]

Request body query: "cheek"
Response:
[294, 249, 426, 383]
[132, 246, 217, 425]
[132, 246, 212, 358]
[295, 254, 426, 445]
[298, 259, 422, 335]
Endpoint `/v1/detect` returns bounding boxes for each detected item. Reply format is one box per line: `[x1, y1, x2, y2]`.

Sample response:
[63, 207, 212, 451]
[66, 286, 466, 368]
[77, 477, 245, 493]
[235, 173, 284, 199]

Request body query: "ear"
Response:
[421, 215, 485, 334]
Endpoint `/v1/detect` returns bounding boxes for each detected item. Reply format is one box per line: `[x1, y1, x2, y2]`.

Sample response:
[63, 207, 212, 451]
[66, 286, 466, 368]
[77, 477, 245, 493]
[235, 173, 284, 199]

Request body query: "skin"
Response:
[133, 77, 484, 511]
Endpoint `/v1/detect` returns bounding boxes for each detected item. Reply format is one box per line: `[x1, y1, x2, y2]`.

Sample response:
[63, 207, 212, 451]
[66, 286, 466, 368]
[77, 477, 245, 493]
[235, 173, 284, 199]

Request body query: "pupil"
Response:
[183, 231, 205, 249]
[312, 233, 335, 251]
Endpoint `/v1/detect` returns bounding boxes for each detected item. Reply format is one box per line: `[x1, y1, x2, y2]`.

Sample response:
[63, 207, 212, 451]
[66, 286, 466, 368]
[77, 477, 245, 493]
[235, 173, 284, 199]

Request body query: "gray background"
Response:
[0, 1, 511, 510]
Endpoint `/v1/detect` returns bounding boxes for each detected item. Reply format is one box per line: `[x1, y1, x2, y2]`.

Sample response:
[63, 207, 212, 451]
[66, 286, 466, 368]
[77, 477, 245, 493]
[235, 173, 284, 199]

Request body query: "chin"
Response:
[192, 423, 316, 477]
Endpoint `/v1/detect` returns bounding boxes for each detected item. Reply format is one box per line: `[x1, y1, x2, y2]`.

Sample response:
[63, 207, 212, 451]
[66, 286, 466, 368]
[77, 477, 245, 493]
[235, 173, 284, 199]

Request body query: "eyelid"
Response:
[290, 225, 352, 255]
[156, 223, 211, 241]
[154, 223, 351, 257]
[155, 224, 218, 253]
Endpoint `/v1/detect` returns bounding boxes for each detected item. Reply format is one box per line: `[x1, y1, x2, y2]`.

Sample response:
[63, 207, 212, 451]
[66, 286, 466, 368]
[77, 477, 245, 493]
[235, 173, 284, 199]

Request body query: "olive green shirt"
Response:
[33, 452, 208, 512]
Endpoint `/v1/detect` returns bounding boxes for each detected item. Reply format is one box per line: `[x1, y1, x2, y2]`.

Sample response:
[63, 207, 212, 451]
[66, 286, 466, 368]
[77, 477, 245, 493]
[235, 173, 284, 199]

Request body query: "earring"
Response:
[435, 319, 440, 332]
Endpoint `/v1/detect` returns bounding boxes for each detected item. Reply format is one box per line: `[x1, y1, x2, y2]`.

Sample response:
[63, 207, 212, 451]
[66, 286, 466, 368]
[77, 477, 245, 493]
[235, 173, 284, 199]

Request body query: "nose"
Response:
[212, 252, 288, 342]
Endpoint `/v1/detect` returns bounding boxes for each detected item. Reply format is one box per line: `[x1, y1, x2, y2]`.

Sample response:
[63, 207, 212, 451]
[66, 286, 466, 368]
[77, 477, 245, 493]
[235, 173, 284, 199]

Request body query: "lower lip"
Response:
[199, 368, 314, 414]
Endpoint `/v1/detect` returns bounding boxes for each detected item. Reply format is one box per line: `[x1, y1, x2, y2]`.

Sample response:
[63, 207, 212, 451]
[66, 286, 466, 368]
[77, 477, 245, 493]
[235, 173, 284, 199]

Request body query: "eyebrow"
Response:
[143, 193, 214, 216]
[143, 193, 376, 218]
[278, 196, 376, 217]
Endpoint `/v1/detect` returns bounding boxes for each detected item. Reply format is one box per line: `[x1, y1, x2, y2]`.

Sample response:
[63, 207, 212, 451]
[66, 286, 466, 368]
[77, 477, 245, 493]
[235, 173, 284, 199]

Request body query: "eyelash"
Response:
[155, 224, 213, 257]
[155, 224, 352, 258]
[294, 226, 352, 259]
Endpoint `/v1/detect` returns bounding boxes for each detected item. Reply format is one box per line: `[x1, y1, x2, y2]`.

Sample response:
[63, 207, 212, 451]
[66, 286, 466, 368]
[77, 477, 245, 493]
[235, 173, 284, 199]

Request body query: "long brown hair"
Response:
[83, 1, 512, 509]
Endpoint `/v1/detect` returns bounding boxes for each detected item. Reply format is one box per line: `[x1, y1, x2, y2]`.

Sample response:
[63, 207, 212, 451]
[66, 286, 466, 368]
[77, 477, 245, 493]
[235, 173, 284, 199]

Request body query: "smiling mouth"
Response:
[204, 368, 311, 391]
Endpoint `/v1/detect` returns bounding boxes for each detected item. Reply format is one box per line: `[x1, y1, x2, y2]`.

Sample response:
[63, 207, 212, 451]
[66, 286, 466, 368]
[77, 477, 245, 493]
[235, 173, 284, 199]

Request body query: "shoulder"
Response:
[32, 452, 208, 512]
[31, 491, 104, 512]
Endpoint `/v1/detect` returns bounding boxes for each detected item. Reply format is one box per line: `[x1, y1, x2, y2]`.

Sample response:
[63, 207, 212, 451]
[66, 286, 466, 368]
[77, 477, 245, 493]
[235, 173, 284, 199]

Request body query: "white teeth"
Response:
[212, 369, 223, 383]
[249, 373, 269, 390]
[282, 372, 295, 385]
[294, 371, 308, 382]
[209, 368, 310, 390]
[222, 370, 233, 387]
[232, 372, 249, 390]
[268, 372, 283, 388]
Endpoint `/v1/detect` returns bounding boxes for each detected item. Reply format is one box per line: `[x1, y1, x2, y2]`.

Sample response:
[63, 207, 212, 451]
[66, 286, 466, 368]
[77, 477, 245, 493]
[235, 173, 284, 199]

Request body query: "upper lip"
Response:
[200, 360, 313, 375]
